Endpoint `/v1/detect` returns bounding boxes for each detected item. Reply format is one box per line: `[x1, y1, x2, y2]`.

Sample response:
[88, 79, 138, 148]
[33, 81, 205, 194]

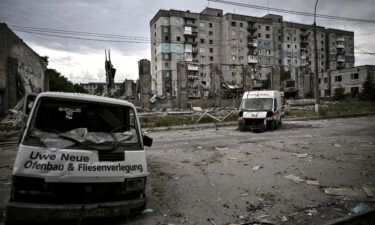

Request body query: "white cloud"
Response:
[30, 44, 150, 84]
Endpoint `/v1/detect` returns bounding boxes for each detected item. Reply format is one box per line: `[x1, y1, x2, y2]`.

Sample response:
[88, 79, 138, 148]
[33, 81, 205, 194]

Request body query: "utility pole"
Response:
[313, 0, 320, 112]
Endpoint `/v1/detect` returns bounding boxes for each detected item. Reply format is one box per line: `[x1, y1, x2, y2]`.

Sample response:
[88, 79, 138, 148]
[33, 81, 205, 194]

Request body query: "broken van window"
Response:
[241, 98, 273, 111]
[25, 97, 139, 150]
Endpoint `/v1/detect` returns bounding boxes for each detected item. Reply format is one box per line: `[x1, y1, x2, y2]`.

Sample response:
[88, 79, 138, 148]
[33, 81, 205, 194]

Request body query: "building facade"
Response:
[80, 82, 124, 95]
[320, 65, 375, 97]
[150, 8, 354, 99]
[0, 23, 45, 114]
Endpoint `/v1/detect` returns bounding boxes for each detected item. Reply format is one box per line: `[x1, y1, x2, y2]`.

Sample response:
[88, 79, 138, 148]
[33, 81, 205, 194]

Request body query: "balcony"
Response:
[337, 42, 345, 49]
[185, 40, 198, 45]
[184, 31, 198, 36]
[248, 55, 258, 64]
[188, 75, 199, 79]
[337, 37, 345, 42]
[187, 64, 199, 71]
[300, 54, 307, 59]
[248, 42, 258, 48]
[300, 31, 309, 37]
[188, 89, 201, 98]
[184, 26, 198, 36]
[247, 26, 257, 33]
[337, 55, 345, 62]
[300, 39, 309, 44]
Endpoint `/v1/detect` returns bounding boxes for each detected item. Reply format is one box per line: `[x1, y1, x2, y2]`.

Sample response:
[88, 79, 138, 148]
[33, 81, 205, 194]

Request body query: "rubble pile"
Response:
[0, 99, 23, 141]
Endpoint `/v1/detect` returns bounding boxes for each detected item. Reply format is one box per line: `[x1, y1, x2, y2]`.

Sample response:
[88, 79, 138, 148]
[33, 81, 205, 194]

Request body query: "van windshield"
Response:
[24, 97, 140, 150]
[241, 98, 273, 111]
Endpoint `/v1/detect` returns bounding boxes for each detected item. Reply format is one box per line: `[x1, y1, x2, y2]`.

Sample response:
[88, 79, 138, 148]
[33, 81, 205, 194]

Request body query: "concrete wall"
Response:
[0, 23, 45, 114]
[139, 59, 152, 109]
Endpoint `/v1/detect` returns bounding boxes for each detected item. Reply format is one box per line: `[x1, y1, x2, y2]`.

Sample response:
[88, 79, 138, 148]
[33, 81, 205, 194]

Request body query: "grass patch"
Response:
[140, 101, 375, 128]
[285, 100, 375, 118]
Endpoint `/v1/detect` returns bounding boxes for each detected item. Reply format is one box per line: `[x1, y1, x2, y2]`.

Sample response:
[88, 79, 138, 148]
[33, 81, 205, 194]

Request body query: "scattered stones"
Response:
[252, 165, 263, 171]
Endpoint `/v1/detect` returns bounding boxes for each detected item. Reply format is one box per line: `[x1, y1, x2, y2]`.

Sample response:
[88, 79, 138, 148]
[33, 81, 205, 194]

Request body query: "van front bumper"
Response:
[6, 198, 147, 223]
[238, 118, 267, 131]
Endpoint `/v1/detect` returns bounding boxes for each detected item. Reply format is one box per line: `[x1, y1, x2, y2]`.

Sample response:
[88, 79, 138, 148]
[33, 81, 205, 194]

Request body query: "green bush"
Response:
[359, 76, 375, 101]
[333, 87, 346, 101]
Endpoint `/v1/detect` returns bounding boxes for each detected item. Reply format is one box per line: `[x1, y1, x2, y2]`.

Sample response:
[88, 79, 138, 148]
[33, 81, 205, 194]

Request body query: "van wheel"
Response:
[267, 121, 277, 130]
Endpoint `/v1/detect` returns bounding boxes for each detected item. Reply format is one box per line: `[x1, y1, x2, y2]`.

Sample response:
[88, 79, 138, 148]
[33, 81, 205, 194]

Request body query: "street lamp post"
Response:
[313, 0, 320, 112]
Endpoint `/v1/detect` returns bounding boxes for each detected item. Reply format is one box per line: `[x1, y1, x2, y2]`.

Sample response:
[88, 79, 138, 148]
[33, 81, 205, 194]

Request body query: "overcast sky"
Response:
[1, 0, 374, 83]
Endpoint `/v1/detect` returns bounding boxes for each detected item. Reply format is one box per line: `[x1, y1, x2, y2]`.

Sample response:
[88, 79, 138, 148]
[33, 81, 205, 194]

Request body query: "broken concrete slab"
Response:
[306, 180, 320, 186]
[324, 187, 373, 200]
[284, 175, 305, 184]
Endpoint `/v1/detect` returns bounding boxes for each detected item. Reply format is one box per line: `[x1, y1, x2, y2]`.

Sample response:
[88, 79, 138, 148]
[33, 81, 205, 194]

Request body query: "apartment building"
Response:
[320, 65, 375, 97]
[80, 82, 124, 95]
[150, 8, 354, 99]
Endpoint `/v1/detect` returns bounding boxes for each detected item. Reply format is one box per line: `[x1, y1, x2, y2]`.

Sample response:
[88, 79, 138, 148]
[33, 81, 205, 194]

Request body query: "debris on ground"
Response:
[252, 165, 263, 171]
[255, 214, 269, 220]
[306, 179, 320, 186]
[141, 208, 154, 214]
[352, 203, 369, 213]
[192, 107, 203, 112]
[324, 187, 373, 200]
[284, 175, 305, 184]
[292, 153, 309, 158]
[362, 185, 375, 197]
[207, 217, 217, 225]
[333, 143, 342, 148]
[247, 203, 267, 212]
[280, 215, 288, 222]
[305, 208, 318, 216]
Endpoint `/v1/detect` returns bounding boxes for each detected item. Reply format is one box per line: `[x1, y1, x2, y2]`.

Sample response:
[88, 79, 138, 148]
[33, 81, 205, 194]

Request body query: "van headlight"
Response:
[125, 177, 146, 191]
[239, 111, 243, 117]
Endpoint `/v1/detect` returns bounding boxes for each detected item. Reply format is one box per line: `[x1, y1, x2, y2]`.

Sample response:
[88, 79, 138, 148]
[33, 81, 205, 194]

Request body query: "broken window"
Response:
[24, 98, 140, 150]
[241, 98, 273, 111]
[351, 73, 359, 80]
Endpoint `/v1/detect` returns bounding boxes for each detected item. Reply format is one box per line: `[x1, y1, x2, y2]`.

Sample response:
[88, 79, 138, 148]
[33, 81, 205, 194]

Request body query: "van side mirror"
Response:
[23, 93, 37, 117]
[143, 135, 153, 147]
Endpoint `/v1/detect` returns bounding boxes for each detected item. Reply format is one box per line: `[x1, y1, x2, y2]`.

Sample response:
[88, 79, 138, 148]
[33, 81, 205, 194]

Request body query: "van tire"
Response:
[274, 121, 278, 130]
[266, 121, 277, 130]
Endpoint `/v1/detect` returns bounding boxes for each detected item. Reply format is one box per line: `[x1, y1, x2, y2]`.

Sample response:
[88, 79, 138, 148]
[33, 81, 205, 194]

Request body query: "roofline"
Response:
[0, 23, 44, 63]
[149, 8, 353, 34]
[37, 92, 135, 108]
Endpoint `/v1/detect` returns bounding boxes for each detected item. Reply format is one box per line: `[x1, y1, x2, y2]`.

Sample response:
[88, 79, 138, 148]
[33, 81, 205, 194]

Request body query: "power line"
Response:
[9, 25, 151, 41]
[12, 29, 151, 43]
[208, 0, 375, 23]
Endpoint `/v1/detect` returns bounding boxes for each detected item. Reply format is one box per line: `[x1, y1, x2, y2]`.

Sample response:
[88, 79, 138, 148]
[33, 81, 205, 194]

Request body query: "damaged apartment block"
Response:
[149, 7, 355, 100]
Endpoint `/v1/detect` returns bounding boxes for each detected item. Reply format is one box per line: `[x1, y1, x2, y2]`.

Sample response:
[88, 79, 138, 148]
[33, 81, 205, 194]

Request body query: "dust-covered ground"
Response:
[1, 116, 375, 225]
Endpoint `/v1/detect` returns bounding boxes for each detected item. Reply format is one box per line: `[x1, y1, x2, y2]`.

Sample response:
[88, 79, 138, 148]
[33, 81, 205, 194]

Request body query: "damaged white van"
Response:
[238, 90, 282, 131]
[6, 92, 152, 223]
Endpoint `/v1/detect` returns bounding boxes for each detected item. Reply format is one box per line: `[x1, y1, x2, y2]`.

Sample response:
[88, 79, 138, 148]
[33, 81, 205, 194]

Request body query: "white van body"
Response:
[6, 92, 152, 223]
[238, 90, 283, 131]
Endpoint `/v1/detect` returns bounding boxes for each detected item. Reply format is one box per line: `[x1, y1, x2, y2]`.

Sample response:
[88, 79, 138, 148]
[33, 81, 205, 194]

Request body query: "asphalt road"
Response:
[1, 116, 375, 225]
